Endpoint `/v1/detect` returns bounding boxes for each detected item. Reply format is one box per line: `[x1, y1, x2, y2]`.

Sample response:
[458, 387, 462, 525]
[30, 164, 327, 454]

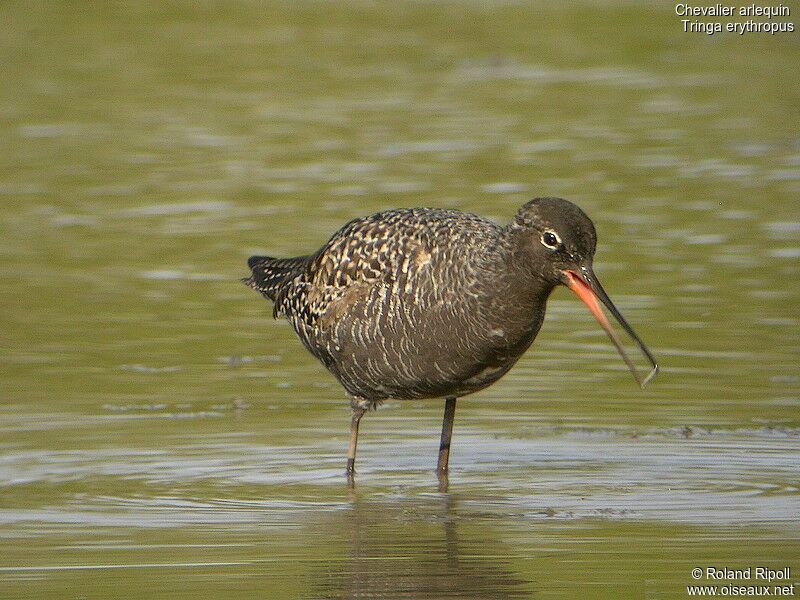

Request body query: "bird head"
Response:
[512, 197, 658, 388]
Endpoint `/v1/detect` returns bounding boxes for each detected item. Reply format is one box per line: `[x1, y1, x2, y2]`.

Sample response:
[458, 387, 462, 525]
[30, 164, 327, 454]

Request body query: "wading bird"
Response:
[244, 197, 657, 481]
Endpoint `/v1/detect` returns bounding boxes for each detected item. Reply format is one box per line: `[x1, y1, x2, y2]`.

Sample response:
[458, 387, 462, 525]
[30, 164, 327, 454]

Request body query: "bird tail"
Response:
[242, 255, 308, 303]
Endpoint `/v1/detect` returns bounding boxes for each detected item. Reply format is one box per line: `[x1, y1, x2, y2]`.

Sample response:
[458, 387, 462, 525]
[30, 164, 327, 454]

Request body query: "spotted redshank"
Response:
[244, 197, 658, 480]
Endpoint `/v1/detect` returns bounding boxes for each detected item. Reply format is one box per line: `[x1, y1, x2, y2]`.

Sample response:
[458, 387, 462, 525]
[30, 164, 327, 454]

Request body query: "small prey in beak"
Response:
[562, 267, 658, 388]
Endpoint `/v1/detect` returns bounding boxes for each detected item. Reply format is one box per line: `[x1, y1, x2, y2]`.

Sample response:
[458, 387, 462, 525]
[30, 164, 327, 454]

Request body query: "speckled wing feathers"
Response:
[274, 209, 495, 324]
[245, 207, 539, 402]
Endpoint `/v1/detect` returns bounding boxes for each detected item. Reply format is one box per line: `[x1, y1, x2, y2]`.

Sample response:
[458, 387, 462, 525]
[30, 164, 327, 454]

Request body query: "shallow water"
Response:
[1, 1, 799, 598]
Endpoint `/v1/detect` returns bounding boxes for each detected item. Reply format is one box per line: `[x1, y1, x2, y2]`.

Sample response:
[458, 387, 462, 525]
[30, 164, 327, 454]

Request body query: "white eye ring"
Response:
[540, 230, 561, 249]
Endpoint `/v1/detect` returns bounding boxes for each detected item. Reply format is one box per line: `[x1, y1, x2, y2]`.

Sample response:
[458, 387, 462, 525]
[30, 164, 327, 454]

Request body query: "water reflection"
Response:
[312, 494, 529, 600]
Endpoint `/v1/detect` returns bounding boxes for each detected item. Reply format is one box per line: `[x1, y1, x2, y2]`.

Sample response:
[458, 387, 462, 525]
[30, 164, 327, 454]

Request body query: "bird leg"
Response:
[437, 396, 457, 475]
[346, 405, 366, 478]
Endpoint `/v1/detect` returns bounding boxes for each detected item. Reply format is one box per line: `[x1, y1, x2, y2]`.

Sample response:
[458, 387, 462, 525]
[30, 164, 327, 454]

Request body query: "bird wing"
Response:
[274, 210, 435, 328]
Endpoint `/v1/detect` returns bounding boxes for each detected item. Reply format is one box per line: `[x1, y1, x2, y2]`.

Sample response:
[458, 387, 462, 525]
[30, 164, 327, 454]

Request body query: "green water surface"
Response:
[1, 1, 798, 598]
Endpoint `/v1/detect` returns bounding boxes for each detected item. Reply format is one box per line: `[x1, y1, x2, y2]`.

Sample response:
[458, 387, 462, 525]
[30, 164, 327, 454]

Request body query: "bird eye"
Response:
[541, 230, 561, 249]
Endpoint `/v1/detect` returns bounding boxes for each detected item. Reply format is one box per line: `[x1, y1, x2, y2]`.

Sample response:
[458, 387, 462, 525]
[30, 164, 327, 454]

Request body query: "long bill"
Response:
[562, 267, 659, 388]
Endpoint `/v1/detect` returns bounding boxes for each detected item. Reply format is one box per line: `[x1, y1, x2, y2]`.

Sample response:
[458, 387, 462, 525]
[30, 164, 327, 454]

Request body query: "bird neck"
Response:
[501, 223, 560, 303]
[473, 230, 558, 336]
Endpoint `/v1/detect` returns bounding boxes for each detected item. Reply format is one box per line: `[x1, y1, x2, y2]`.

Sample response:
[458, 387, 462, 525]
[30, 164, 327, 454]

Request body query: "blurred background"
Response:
[1, 1, 798, 598]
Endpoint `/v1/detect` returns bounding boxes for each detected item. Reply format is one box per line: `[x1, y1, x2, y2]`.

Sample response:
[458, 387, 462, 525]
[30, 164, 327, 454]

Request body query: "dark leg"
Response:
[437, 396, 457, 475]
[437, 470, 449, 493]
[346, 406, 366, 478]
